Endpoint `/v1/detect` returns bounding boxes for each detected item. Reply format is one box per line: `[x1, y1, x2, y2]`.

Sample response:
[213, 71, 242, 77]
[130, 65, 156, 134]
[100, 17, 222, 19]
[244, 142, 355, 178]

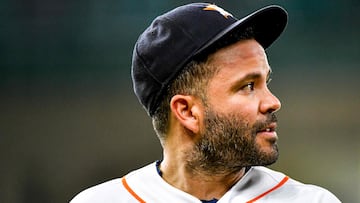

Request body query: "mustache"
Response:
[203, 109, 278, 134]
[253, 113, 278, 132]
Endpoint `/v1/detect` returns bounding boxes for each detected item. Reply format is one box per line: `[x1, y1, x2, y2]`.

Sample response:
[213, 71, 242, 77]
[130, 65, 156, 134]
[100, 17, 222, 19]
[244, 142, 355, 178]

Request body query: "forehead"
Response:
[208, 39, 267, 67]
[206, 39, 270, 87]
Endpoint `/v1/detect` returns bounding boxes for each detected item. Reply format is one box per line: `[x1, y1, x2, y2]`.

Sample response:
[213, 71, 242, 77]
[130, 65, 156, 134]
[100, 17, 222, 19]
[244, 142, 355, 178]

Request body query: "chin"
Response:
[256, 145, 279, 166]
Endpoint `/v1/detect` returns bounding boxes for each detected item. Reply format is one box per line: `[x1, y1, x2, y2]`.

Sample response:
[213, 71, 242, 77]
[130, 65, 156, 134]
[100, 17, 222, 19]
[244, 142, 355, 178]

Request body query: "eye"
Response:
[242, 82, 255, 91]
[266, 77, 273, 85]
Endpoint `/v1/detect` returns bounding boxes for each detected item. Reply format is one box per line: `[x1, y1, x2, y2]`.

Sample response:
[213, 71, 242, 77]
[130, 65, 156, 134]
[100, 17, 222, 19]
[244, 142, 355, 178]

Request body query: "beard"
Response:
[185, 107, 279, 175]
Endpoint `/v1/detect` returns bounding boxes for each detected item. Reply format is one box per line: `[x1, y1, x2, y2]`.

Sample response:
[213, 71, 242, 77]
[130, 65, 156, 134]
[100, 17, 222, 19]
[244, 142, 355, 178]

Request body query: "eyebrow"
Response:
[240, 69, 272, 81]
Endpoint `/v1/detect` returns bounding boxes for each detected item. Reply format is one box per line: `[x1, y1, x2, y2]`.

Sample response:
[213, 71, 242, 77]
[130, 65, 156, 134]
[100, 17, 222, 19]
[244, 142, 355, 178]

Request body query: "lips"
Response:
[257, 122, 277, 133]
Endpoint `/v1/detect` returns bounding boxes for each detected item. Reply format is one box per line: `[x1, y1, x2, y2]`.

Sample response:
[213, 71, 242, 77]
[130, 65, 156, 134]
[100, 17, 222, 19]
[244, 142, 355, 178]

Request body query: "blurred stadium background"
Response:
[0, 0, 359, 202]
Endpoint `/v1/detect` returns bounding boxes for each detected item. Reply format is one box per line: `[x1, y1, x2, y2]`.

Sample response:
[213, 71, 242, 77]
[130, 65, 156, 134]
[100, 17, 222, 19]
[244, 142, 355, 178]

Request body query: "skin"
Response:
[160, 39, 281, 200]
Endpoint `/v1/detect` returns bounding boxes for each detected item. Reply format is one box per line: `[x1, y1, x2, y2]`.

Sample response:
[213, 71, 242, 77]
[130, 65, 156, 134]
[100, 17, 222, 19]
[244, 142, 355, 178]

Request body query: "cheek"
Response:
[227, 100, 259, 121]
[207, 89, 260, 122]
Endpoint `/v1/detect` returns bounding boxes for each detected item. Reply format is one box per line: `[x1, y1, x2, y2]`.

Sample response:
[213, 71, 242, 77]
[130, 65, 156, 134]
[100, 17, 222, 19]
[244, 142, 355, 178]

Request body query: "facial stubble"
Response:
[185, 108, 279, 175]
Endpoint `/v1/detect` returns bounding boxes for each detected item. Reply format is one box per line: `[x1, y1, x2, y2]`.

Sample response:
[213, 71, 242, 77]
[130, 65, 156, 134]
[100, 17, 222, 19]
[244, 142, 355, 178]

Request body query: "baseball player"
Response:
[71, 2, 341, 202]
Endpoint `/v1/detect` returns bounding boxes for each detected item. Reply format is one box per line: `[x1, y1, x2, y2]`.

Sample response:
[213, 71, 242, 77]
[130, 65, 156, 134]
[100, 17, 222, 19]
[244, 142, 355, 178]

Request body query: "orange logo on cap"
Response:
[203, 4, 233, 19]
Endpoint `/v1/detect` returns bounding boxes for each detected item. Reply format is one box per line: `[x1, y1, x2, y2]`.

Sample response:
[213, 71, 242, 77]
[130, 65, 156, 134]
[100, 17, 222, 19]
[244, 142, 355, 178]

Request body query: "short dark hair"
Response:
[152, 27, 255, 143]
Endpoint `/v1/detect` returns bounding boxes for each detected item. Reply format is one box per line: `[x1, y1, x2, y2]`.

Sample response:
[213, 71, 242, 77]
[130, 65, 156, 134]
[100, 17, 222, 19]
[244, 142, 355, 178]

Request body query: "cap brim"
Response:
[195, 5, 288, 56]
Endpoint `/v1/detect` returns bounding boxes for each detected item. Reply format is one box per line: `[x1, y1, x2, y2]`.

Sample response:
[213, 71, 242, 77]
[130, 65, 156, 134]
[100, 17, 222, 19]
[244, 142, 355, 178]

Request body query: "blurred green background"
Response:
[0, 0, 359, 202]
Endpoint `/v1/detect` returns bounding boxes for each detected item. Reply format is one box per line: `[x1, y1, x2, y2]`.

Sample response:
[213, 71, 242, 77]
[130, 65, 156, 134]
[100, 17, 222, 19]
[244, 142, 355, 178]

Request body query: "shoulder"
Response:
[250, 167, 341, 202]
[70, 178, 133, 203]
[70, 163, 156, 203]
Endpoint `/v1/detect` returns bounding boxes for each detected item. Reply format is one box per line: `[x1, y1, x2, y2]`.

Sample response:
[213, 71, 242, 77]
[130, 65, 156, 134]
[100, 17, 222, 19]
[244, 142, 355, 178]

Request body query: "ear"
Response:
[170, 95, 202, 134]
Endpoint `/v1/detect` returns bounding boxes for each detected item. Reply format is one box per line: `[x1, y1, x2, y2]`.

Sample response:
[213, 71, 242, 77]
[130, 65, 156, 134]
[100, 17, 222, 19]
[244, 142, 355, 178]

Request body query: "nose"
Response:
[259, 89, 281, 114]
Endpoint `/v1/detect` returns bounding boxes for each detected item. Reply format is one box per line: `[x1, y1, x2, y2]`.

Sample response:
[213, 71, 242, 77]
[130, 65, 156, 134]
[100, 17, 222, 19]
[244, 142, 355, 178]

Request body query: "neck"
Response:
[159, 156, 246, 200]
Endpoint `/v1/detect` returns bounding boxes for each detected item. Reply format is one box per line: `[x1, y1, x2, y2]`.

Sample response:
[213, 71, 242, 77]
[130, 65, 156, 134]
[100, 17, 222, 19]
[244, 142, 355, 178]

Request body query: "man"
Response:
[71, 3, 341, 202]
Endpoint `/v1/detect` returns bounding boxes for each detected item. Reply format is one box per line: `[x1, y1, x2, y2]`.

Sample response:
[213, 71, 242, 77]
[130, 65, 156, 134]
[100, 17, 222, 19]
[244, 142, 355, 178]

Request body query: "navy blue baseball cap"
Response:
[131, 3, 288, 116]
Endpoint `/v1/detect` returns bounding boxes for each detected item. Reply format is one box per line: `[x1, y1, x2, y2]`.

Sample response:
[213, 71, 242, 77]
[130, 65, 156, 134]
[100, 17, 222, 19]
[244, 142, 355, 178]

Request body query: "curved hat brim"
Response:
[195, 5, 288, 56]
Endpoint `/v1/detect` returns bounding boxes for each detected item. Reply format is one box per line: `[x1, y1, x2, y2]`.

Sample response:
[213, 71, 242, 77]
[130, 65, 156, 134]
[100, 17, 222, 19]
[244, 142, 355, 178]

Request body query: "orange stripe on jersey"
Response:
[246, 176, 289, 203]
[122, 176, 146, 203]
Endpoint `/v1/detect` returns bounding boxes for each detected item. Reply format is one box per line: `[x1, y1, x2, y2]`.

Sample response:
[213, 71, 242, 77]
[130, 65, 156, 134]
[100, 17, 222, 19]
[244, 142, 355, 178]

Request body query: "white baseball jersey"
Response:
[70, 162, 341, 203]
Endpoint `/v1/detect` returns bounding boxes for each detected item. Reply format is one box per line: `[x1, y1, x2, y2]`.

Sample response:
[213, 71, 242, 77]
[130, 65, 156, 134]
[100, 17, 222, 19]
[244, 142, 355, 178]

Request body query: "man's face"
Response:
[186, 39, 281, 173]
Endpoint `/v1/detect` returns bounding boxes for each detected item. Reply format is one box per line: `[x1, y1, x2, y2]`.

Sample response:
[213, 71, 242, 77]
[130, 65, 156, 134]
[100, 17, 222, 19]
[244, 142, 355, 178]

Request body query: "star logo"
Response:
[203, 4, 233, 19]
